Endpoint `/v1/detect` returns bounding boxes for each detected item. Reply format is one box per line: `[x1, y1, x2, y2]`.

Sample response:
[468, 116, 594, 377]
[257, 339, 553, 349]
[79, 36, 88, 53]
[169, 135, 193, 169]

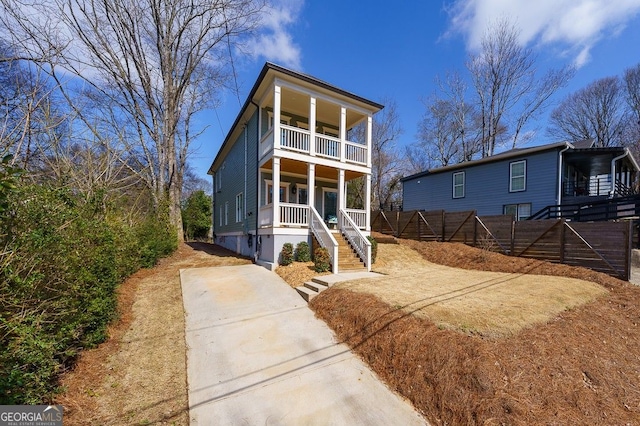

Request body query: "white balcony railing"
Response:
[262, 125, 367, 165]
[280, 203, 309, 226]
[280, 124, 310, 152]
[315, 134, 341, 160]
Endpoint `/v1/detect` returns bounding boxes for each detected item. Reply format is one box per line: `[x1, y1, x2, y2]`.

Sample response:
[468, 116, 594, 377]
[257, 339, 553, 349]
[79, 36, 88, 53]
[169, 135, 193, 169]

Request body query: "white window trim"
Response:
[504, 203, 531, 221]
[264, 179, 290, 205]
[224, 201, 229, 226]
[510, 160, 527, 192]
[267, 111, 291, 129]
[322, 188, 338, 219]
[453, 171, 465, 199]
[235, 192, 244, 223]
[295, 184, 308, 204]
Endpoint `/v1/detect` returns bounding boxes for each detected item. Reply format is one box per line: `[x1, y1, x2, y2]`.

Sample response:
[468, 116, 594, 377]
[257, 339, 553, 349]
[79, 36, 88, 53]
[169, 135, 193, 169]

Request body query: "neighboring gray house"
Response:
[401, 140, 639, 220]
[208, 63, 383, 272]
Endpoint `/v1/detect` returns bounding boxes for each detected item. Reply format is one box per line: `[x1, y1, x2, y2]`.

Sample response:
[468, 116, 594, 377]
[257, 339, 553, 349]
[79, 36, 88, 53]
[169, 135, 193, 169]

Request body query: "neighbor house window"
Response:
[236, 193, 244, 222]
[224, 201, 229, 225]
[504, 203, 531, 221]
[219, 206, 222, 227]
[510, 160, 526, 192]
[453, 171, 465, 198]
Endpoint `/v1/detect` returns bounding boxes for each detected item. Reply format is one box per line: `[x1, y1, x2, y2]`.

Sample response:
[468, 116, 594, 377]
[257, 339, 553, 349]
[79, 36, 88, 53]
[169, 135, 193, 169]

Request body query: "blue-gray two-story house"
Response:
[208, 63, 383, 272]
[401, 140, 639, 220]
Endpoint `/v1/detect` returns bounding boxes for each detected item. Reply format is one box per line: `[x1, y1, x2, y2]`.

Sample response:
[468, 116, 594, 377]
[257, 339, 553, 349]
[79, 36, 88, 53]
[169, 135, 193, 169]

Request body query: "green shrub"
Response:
[314, 247, 331, 272]
[367, 236, 378, 264]
[280, 242, 294, 266]
[295, 241, 311, 262]
[136, 214, 177, 268]
[0, 183, 177, 404]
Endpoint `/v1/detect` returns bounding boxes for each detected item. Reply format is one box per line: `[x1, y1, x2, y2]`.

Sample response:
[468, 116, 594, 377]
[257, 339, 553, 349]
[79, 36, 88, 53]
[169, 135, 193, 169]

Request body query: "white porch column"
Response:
[273, 84, 281, 149]
[365, 173, 372, 231]
[273, 157, 281, 227]
[339, 106, 346, 162]
[337, 168, 345, 212]
[366, 115, 373, 168]
[309, 97, 316, 156]
[308, 163, 316, 211]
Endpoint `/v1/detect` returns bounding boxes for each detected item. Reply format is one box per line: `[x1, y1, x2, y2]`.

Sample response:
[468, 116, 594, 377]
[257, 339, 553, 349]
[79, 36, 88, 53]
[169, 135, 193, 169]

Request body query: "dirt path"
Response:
[56, 243, 251, 425]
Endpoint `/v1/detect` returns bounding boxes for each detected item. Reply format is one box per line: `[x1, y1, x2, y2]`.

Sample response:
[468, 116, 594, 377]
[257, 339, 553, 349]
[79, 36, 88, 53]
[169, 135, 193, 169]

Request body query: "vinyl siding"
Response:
[403, 149, 560, 216]
[213, 111, 259, 235]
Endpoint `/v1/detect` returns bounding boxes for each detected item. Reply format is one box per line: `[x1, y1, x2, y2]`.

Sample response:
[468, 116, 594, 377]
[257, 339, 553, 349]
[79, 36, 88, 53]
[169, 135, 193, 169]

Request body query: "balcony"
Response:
[260, 124, 368, 166]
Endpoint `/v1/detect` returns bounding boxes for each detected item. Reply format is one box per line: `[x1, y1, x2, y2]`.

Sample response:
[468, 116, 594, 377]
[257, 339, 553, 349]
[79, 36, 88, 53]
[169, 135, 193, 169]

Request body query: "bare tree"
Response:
[548, 76, 629, 147]
[0, 0, 264, 241]
[413, 72, 481, 168]
[348, 98, 404, 209]
[624, 63, 640, 149]
[468, 19, 573, 156]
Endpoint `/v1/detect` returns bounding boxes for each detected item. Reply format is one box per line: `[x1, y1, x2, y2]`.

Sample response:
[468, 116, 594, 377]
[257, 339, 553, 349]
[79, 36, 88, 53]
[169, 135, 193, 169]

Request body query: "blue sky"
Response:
[189, 0, 640, 181]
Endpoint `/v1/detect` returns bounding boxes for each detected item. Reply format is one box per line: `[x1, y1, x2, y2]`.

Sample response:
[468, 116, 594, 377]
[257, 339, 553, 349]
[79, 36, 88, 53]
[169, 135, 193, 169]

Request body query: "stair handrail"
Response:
[309, 206, 339, 273]
[339, 208, 372, 272]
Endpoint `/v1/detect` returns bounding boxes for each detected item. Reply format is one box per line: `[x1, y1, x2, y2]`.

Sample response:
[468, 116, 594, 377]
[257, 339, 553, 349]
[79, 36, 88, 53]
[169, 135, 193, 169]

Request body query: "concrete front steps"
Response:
[295, 277, 331, 302]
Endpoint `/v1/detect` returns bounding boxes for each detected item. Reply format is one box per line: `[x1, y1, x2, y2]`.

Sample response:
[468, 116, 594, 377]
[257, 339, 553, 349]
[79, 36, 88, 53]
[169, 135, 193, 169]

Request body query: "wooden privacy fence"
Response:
[371, 210, 632, 280]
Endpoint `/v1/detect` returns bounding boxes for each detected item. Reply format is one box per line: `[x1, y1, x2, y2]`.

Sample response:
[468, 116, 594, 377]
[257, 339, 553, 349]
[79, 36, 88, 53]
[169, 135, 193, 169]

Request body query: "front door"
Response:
[323, 189, 337, 222]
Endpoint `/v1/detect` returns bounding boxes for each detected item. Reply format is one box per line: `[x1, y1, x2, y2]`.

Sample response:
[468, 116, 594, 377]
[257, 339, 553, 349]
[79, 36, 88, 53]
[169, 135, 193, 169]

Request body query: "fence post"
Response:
[559, 219, 565, 263]
[510, 219, 516, 256]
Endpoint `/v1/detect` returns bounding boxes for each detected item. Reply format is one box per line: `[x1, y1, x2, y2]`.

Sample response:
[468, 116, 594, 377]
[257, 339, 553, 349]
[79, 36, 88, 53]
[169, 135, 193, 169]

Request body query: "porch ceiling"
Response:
[565, 149, 633, 175]
[262, 158, 363, 181]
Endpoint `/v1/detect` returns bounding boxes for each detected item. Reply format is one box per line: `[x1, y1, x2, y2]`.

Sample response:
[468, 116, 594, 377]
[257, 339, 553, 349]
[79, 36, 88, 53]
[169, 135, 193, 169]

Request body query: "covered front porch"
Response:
[257, 157, 372, 273]
[562, 147, 639, 203]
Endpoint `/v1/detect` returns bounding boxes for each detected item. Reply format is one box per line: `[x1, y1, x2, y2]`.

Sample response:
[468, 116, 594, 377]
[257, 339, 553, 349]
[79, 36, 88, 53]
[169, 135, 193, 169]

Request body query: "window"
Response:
[295, 184, 308, 204]
[219, 206, 222, 227]
[236, 193, 244, 222]
[224, 201, 229, 225]
[453, 171, 465, 198]
[504, 203, 531, 221]
[510, 160, 526, 192]
[265, 180, 289, 204]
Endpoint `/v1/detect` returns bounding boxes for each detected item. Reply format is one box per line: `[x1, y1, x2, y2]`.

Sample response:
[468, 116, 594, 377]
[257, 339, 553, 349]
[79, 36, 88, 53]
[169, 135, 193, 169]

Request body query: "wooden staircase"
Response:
[335, 233, 366, 272]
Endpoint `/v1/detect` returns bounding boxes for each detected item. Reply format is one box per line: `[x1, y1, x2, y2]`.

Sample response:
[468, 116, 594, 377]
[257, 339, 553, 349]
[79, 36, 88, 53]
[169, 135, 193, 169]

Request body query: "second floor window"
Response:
[453, 171, 465, 198]
[510, 160, 526, 192]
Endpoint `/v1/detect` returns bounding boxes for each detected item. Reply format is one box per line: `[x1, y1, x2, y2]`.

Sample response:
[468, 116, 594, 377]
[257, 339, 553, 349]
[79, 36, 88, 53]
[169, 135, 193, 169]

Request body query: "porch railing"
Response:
[280, 203, 309, 226]
[281, 124, 310, 152]
[563, 177, 611, 197]
[344, 208, 367, 229]
[310, 206, 338, 274]
[259, 204, 273, 227]
[261, 125, 368, 165]
[339, 209, 371, 272]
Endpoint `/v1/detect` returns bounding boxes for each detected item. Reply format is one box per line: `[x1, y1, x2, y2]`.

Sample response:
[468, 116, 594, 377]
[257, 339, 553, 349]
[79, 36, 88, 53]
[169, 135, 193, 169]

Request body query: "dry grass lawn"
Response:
[340, 244, 606, 336]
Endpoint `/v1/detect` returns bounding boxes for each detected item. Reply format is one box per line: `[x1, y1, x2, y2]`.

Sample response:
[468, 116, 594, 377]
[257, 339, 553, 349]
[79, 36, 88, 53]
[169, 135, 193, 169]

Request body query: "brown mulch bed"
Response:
[310, 239, 640, 425]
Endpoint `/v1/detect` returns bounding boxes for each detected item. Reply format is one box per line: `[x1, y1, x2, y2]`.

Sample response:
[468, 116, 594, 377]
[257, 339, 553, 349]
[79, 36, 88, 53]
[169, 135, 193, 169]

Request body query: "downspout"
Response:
[611, 149, 630, 197]
[250, 100, 260, 260]
[557, 144, 571, 209]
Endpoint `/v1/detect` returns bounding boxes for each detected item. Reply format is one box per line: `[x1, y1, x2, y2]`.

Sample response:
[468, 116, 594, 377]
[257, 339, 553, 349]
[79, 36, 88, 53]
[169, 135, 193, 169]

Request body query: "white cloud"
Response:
[248, 0, 303, 70]
[447, 0, 640, 67]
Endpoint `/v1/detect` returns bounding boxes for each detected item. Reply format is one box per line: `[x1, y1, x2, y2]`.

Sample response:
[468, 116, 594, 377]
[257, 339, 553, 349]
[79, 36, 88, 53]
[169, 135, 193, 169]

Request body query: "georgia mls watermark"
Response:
[0, 405, 63, 426]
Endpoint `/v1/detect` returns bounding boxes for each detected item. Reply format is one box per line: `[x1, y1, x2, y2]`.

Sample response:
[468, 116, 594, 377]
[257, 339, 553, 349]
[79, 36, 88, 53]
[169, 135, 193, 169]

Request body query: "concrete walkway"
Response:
[181, 264, 427, 425]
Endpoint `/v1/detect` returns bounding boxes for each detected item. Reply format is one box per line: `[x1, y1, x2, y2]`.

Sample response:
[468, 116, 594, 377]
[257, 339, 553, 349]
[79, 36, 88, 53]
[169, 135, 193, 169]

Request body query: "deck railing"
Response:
[261, 125, 367, 165]
[339, 209, 371, 271]
[280, 124, 310, 152]
[280, 203, 309, 226]
[344, 208, 367, 229]
[310, 206, 338, 273]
